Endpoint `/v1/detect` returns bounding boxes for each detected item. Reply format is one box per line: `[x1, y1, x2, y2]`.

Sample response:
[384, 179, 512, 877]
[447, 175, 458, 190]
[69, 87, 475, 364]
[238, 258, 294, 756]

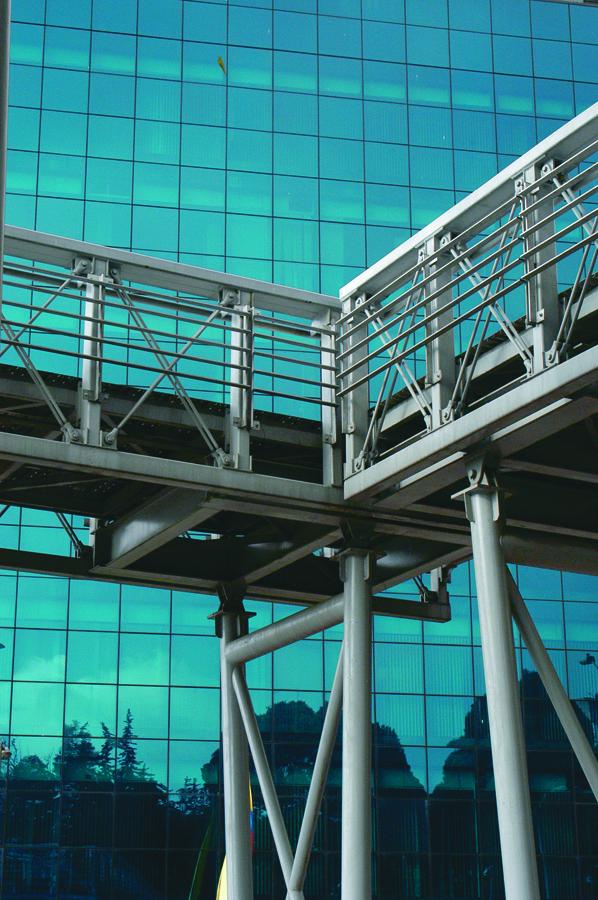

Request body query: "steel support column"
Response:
[340, 550, 372, 900]
[218, 604, 254, 900]
[464, 471, 540, 900]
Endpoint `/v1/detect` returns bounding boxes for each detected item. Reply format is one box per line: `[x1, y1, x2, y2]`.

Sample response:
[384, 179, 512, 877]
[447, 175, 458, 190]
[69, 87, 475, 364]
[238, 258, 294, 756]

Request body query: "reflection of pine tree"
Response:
[99, 722, 115, 781]
[116, 708, 154, 784]
[55, 721, 101, 782]
[177, 776, 210, 815]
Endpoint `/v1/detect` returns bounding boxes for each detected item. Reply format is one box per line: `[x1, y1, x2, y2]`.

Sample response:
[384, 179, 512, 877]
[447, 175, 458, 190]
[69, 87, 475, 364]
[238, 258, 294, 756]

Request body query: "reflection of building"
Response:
[2, 0, 598, 897]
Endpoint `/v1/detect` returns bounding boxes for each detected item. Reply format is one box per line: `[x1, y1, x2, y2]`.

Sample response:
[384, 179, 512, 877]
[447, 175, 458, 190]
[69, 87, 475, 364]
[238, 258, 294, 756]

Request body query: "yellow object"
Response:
[215, 861, 227, 900]
[217, 56, 227, 76]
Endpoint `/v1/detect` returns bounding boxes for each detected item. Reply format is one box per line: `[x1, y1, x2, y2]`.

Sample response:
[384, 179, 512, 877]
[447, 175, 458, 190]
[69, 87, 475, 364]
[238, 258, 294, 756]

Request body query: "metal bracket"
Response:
[209, 579, 255, 638]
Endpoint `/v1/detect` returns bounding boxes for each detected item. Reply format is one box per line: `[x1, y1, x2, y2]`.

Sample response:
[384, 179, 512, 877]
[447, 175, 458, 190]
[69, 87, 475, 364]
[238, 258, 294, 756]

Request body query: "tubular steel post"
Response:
[422, 235, 456, 428]
[464, 468, 540, 900]
[0, 0, 9, 320]
[507, 569, 598, 801]
[340, 550, 373, 900]
[341, 293, 370, 475]
[218, 606, 254, 900]
[79, 263, 107, 446]
[225, 288, 253, 470]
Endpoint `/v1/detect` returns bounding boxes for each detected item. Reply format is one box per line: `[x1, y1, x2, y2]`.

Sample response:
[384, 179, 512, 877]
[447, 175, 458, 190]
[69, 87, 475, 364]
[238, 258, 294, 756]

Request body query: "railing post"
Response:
[339, 545, 373, 900]
[422, 235, 456, 429]
[462, 461, 540, 900]
[223, 288, 253, 470]
[317, 310, 342, 487]
[76, 257, 110, 447]
[212, 582, 255, 900]
[341, 293, 370, 475]
[518, 162, 559, 373]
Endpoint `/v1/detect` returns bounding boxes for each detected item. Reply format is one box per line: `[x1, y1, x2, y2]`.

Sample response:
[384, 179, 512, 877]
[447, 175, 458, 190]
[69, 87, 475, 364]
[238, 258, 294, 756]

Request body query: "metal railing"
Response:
[338, 102, 598, 473]
[0, 228, 340, 471]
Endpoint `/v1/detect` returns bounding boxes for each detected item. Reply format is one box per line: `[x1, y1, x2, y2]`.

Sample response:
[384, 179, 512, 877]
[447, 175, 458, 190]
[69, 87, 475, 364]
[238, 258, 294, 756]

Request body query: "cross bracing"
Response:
[1, 99, 598, 900]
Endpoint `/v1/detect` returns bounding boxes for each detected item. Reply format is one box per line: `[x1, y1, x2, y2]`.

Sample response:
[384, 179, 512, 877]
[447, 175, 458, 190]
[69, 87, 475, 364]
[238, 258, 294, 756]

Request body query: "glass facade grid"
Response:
[2, 0, 598, 897]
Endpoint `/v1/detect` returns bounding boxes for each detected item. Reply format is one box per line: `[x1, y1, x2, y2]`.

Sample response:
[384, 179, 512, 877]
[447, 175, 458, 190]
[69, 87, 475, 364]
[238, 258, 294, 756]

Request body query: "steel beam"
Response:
[465, 476, 540, 900]
[507, 570, 598, 801]
[220, 610, 254, 900]
[340, 550, 373, 900]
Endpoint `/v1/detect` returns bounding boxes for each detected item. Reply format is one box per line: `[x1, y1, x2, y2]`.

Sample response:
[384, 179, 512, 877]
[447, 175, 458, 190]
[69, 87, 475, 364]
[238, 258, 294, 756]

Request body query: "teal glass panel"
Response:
[410, 146, 453, 190]
[320, 221, 365, 266]
[91, 32, 136, 76]
[453, 109, 495, 152]
[17, 577, 67, 628]
[273, 217, 319, 263]
[407, 0, 447, 27]
[227, 171, 272, 215]
[409, 105, 452, 147]
[496, 113, 536, 155]
[228, 128, 272, 172]
[274, 175, 318, 219]
[365, 142, 408, 185]
[273, 133, 317, 177]
[117, 686, 168, 738]
[169, 739, 219, 791]
[425, 645, 473, 695]
[228, 47, 272, 90]
[11, 23, 43, 65]
[449, 0, 489, 32]
[8, 107, 40, 151]
[407, 26, 449, 68]
[319, 15, 361, 57]
[139, 0, 182, 38]
[13, 0, 44, 24]
[42, 68, 89, 113]
[274, 260, 319, 291]
[137, 37, 182, 80]
[136, 79, 181, 122]
[364, 60, 406, 102]
[274, 51, 317, 93]
[319, 97, 363, 139]
[92, 0, 137, 32]
[41, 110, 87, 155]
[408, 65, 450, 107]
[426, 695, 473, 746]
[44, 26, 90, 70]
[184, 2, 227, 44]
[171, 635, 220, 687]
[88, 115, 134, 160]
[363, 0, 404, 22]
[170, 687, 219, 739]
[517, 566, 562, 601]
[535, 79, 574, 121]
[274, 641, 322, 690]
[182, 124, 225, 168]
[90, 74, 135, 118]
[319, 56, 362, 98]
[0, 681, 9, 732]
[274, 11, 317, 53]
[14, 629, 65, 681]
[274, 90, 318, 135]
[564, 602, 598, 650]
[182, 82, 225, 126]
[180, 209, 225, 254]
[228, 87, 273, 132]
[226, 214, 272, 259]
[364, 100, 408, 143]
[363, 20, 405, 63]
[531, 0, 570, 41]
[493, 35, 533, 76]
[366, 183, 410, 228]
[86, 158, 132, 204]
[320, 137, 363, 181]
[67, 631, 118, 684]
[563, 572, 598, 603]
[375, 643, 423, 693]
[424, 596, 472, 646]
[411, 186, 453, 229]
[120, 586, 170, 633]
[135, 121, 180, 164]
[6, 150, 37, 194]
[376, 693, 425, 745]
[0, 576, 16, 629]
[9, 63, 42, 107]
[450, 29, 492, 72]
[320, 0, 360, 15]
[454, 150, 497, 191]
[492, 0, 531, 37]
[120, 633, 170, 685]
[229, 5, 272, 47]
[183, 41, 228, 84]
[180, 166, 225, 211]
[134, 162, 178, 207]
[11, 681, 64, 735]
[171, 592, 214, 635]
[571, 5, 598, 44]
[0, 629, 13, 679]
[320, 179, 364, 224]
[69, 580, 120, 631]
[533, 39, 572, 81]
[567, 650, 598, 699]
[65, 684, 117, 736]
[572, 43, 598, 83]
[367, 224, 407, 264]
[451, 69, 493, 111]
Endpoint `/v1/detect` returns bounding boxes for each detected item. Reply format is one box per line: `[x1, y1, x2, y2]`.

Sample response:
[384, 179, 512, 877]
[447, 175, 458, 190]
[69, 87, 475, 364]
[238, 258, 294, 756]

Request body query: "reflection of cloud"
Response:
[14, 652, 65, 682]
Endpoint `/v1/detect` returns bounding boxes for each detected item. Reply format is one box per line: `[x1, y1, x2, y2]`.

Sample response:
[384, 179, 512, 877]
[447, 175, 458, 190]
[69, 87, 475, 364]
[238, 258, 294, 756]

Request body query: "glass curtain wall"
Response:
[1, 0, 598, 897]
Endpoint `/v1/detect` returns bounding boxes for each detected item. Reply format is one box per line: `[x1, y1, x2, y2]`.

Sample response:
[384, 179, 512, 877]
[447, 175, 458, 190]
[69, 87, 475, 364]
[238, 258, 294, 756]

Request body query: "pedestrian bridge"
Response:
[0, 102, 597, 900]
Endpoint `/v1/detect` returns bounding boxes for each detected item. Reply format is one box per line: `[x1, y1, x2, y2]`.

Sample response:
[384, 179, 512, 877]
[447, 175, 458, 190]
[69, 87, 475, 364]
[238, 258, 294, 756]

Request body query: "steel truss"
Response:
[0, 20, 597, 889]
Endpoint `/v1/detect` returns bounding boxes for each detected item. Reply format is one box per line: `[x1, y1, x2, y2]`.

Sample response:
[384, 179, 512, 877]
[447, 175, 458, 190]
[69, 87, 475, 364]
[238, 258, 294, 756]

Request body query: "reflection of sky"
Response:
[11, 682, 64, 735]
[169, 740, 219, 792]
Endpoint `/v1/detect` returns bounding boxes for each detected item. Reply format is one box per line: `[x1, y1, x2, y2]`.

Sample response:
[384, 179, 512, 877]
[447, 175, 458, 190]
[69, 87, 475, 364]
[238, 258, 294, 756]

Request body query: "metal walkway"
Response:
[1, 102, 598, 900]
